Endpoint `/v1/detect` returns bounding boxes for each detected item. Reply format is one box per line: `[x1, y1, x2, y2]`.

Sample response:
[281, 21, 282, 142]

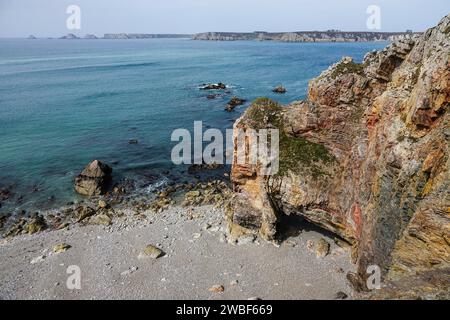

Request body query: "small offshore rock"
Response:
[53, 243, 71, 254]
[315, 238, 330, 258]
[138, 244, 164, 259]
[200, 83, 227, 90]
[272, 85, 287, 93]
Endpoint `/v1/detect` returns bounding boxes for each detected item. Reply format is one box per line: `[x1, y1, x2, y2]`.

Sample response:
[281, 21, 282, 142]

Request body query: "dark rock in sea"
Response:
[272, 85, 287, 93]
[129, 139, 139, 144]
[200, 83, 227, 90]
[207, 94, 220, 99]
[0, 189, 11, 201]
[225, 96, 247, 111]
[74, 160, 113, 196]
[27, 35, 37, 40]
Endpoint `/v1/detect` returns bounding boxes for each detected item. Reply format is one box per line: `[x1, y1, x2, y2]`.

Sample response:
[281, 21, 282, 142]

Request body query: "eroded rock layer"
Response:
[230, 14, 450, 293]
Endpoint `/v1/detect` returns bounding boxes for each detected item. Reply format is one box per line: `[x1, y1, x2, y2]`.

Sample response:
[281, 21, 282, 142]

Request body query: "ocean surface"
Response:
[0, 38, 387, 212]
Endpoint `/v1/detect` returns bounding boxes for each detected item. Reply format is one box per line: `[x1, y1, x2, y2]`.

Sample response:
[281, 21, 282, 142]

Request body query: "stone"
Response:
[121, 266, 138, 276]
[31, 255, 46, 264]
[74, 160, 112, 196]
[53, 243, 71, 254]
[98, 200, 108, 209]
[334, 291, 348, 300]
[209, 285, 225, 293]
[315, 238, 330, 258]
[26, 215, 47, 235]
[128, 139, 138, 144]
[74, 206, 96, 222]
[90, 214, 112, 226]
[138, 245, 164, 259]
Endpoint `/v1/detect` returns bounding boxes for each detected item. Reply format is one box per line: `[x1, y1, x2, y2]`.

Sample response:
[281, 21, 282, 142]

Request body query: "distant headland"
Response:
[26, 30, 420, 42]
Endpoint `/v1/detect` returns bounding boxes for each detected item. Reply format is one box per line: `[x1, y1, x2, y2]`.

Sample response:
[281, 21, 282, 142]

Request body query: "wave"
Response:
[1, 61, 158, 76]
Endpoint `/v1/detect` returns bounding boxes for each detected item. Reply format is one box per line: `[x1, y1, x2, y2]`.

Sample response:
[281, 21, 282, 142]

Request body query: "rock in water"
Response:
[225, 96, 247, 111]
[200, 83, 227, 90]
[74, 160, 112, 196]
[272, 85, 287, 93]
[315, 238, 330, 258]
[138, 245, 164, 259]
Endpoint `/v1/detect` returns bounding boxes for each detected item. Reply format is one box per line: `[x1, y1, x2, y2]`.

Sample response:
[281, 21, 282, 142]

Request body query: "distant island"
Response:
[27, 30, 419, 42]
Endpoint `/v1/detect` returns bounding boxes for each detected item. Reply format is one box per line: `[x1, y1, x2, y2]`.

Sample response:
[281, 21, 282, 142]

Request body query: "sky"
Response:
[0, 0, 449, 37]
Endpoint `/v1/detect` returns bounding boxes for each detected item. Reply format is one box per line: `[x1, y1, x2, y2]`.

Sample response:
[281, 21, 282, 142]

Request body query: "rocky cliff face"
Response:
[230, 15, 449, 295]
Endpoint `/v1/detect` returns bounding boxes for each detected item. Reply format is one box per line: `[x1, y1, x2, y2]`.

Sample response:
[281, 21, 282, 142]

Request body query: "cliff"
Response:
[193, 31, 418, 42]
[230, 15, 449, 297]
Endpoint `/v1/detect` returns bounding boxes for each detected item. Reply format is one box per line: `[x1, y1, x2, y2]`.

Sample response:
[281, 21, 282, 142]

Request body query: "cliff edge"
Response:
[230, 14, 449, 298]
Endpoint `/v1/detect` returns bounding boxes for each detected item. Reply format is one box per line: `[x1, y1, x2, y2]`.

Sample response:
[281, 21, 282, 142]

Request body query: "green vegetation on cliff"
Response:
[241, 98, 335, 177]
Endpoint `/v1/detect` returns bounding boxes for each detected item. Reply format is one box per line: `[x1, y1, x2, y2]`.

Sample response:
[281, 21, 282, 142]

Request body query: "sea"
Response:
[0, 38, 388, 212]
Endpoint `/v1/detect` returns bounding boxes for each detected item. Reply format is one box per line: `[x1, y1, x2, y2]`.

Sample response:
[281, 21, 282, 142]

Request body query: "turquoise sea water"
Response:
[0, 39, 387, 211]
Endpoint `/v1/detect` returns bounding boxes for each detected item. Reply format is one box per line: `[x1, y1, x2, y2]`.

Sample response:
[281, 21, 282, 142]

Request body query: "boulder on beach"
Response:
[74, 160, 112, 196]
[200, 83, 227, 90]
[272, 85, 287, 93]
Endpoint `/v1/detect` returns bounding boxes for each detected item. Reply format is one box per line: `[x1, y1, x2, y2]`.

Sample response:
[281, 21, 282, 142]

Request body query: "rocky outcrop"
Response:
[230, 14, 449, 295]
[193, 31, 420, 42]
[74, 160, 112, 196]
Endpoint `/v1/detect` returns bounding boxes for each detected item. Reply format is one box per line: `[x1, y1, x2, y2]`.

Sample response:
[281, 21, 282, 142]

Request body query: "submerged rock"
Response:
[74, 160, 112, 196]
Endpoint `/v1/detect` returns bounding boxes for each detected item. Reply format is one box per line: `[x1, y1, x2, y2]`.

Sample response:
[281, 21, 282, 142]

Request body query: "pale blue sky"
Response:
[0, 0, 449, 37]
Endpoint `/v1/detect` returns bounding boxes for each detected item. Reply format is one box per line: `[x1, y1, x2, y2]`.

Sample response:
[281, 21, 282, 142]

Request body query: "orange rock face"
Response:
[230, 15, 450, 295]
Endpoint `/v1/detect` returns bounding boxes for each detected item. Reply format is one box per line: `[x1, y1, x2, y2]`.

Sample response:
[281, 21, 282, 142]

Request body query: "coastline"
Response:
[0, 203, 354, 299]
